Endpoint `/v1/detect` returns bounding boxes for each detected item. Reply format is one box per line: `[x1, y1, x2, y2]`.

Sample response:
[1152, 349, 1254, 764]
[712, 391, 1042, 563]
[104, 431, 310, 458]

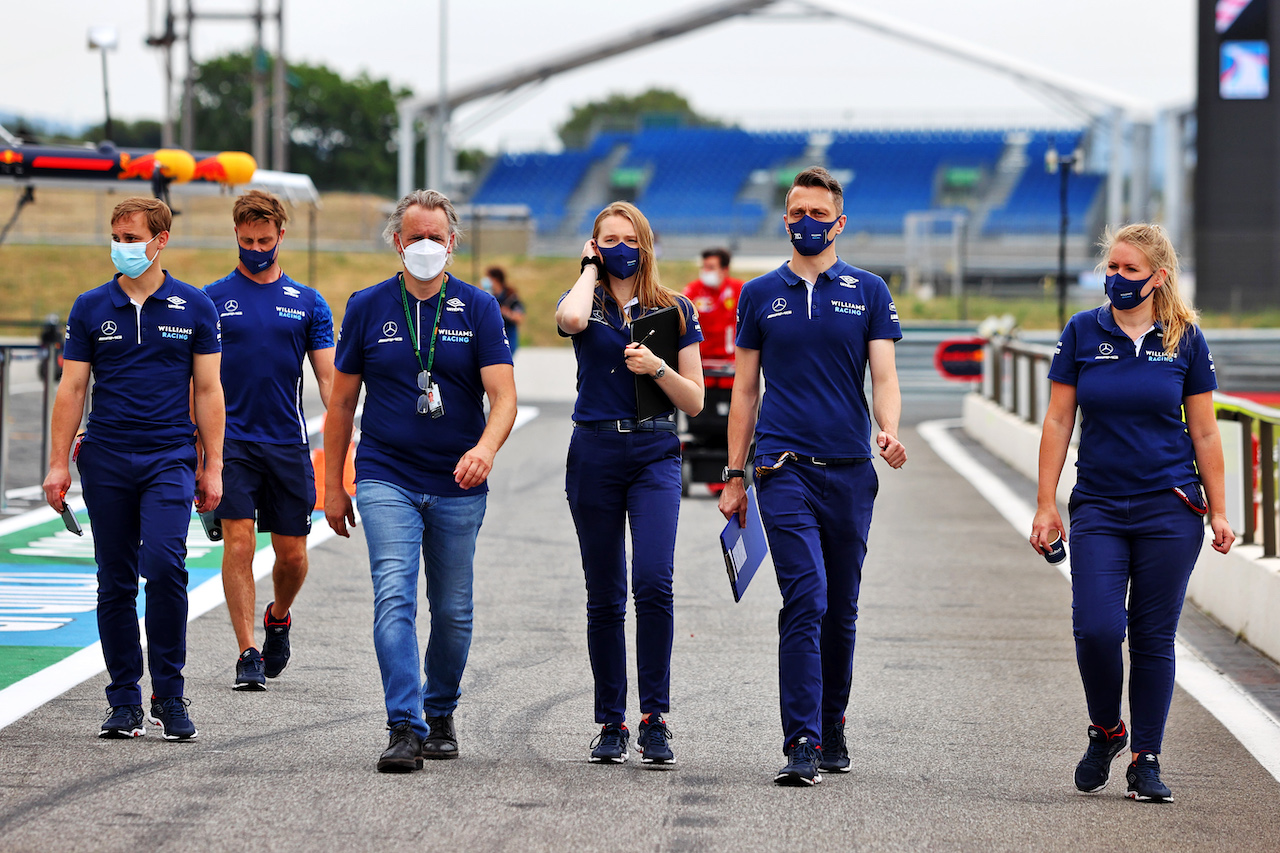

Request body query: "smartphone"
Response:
[60, 503, 84, 537]
[199, 511, 223, 542]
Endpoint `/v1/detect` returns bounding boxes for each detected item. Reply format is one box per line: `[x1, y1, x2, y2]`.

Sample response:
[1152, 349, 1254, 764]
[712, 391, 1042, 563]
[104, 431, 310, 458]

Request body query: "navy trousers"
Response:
[755, 454, 878, 752]
[1068, 485, 1205, 754]
[566, 425, 681, 723]
[79, 439, 197, 706]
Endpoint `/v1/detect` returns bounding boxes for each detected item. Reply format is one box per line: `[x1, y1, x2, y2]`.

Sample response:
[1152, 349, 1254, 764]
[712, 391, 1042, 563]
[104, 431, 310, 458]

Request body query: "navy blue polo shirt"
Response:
[63, 272, 222, 450]
[205, 270, 335, 445]
[736, 259, 901, 459]
[334, 273, 511, 496]
[1049, 306, 1217, 496]
[559, 288, 702, 422]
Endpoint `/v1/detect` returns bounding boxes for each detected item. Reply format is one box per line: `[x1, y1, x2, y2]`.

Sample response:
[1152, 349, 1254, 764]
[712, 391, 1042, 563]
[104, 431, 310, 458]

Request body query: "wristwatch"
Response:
[654, 360, 666, 379]
[722, 467, 745, 482]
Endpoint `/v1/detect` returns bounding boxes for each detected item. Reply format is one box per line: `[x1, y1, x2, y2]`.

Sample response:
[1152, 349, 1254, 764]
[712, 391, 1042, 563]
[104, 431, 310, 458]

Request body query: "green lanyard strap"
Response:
[399, 273, 446, 375]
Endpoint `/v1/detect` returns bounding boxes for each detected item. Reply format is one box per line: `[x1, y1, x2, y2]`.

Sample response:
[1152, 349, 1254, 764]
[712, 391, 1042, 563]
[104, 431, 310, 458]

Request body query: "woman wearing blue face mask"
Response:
[1032, 223, 1235, 803]
[555, 201, 705, 767]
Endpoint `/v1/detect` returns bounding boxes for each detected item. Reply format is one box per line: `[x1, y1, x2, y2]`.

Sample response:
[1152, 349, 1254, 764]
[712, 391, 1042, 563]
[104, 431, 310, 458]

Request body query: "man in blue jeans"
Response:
[324, 189, 516, 773]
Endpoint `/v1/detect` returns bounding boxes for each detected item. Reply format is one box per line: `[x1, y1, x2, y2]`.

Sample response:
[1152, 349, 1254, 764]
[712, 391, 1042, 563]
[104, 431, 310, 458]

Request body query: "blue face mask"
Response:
[238, 237, 280, 275]
[788, 214, 841, 256]
[1105, 271, 1154, 310]
[110, 235, 160, 280]
[597, 242, 640, 280]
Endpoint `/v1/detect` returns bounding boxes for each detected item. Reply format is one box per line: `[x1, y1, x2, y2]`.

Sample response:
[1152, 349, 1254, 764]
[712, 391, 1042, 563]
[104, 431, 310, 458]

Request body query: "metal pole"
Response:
[273, 0, 287, 171]
[0, 348, 11, 512]
[1058, 161, 1069, 331]
[100, 50, 114, 141]
[251, 0, 267, 163]
[182, 0, 195, 151]
[433, 0, 449, 191]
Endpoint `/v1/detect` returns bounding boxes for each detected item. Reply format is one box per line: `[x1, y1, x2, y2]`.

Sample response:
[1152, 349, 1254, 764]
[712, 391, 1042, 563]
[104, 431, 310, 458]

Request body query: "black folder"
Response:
[631, 305, 681, 421]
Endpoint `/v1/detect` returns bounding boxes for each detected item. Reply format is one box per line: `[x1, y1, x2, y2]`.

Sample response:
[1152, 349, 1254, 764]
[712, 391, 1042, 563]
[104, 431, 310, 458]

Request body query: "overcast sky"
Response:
[3, 0, 1198, 152]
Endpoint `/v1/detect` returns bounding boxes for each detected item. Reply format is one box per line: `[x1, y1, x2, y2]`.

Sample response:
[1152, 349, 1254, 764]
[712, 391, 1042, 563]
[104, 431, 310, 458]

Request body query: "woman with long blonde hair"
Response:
[1032, 223, 1234, 803]
[555, 201, 704, 766]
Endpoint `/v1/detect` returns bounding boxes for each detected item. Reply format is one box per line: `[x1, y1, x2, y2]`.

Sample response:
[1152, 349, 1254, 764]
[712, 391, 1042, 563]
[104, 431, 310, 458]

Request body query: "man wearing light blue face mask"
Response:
[44, 197, 224, 742]
[719, 166, 906, 786]
[205, 190, 335, 692]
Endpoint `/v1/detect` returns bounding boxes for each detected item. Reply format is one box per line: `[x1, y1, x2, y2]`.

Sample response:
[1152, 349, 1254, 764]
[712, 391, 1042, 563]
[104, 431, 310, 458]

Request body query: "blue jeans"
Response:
[356, 479, 486, 738]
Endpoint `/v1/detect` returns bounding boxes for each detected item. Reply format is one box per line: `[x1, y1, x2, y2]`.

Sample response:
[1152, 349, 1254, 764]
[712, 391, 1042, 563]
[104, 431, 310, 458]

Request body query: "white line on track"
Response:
[0, 405, 539, 730]
[918, 417, 1280, 783]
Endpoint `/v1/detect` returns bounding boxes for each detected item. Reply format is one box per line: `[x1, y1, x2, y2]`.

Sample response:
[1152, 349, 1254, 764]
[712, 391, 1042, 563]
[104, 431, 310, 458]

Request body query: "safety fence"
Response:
[983, 335, 1280, 557]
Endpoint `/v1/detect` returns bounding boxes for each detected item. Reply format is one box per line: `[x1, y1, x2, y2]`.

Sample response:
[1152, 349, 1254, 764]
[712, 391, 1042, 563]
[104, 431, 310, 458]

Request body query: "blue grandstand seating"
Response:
[982, 132, 1103, 236]
[469, 149, 598, 233]
[825, 130, 1007, 234]
[466, 126, 1106, 238]
[607, 127, 808, 235]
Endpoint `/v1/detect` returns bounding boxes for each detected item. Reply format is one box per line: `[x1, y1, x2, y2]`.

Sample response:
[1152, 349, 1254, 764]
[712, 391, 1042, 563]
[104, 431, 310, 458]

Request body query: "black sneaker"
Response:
[636, 716, 675, 766]
[1126, 751, 1173, 802]
[148, 695, 198, 741]
[1074, 721, 1128, 793]
[377, 722, 423, 773]
[589, 722, 629, 764]
[98, 704, 146, 739]
[262, 602, 292, 678]
[422, 714, 459, 760]
[819, 718, 850, 773]
[233, 648, 267, 691]
[775, 737, 823, 787]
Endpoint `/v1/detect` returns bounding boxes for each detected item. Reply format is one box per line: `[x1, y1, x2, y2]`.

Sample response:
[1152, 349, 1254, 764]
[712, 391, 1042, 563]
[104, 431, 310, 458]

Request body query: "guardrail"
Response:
[983, 335, 1280, 558]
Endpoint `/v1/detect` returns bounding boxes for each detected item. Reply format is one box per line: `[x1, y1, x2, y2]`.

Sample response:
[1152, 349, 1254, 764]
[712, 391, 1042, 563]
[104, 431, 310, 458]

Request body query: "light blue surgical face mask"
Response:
[111, 235, 160, 279]
[787, 214, 840, 256]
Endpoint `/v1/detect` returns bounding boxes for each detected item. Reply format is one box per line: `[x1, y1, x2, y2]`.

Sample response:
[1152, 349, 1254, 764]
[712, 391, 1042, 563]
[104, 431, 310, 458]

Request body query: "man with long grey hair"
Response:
[324, 189, 517, 773]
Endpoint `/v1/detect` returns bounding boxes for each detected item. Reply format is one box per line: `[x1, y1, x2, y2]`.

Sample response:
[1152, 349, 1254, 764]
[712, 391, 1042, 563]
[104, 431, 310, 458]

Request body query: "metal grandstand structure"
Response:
[397, 0, 1179, 242]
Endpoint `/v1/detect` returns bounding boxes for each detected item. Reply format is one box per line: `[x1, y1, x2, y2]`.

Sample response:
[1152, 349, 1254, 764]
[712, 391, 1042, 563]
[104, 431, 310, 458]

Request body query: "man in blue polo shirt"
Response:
[206, 190, 335, 691]
[719, 166, 907, 786]
[43, 197, 224, 741]
[324, 189, 517, 773]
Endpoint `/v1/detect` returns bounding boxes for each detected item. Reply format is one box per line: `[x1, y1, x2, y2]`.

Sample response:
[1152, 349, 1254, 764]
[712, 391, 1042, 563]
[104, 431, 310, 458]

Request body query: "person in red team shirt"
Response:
[683, 249, 743, 362]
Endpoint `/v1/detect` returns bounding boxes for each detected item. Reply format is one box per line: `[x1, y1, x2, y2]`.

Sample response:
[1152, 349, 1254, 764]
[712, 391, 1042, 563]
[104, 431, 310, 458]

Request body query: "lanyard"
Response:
[399, 273, 446, 375]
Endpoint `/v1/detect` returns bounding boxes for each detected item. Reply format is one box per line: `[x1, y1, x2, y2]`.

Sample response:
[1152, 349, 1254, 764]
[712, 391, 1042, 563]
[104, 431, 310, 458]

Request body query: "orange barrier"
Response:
[311, 444, 357, 509]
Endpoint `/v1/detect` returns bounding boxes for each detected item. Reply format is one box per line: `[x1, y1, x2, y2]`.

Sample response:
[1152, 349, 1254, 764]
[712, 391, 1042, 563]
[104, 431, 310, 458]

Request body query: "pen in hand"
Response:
[610, 328, 656, 374]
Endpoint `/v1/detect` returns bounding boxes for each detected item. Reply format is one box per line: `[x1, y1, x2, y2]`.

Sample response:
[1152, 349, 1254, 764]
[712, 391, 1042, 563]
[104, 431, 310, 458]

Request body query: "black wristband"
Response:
[580, 255, 605, 277]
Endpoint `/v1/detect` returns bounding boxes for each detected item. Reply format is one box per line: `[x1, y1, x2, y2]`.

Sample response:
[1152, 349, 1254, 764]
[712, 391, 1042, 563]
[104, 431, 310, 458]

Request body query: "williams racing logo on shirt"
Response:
[1145, 349, 1177, 363]
[166, 296, 187, 310]
[832, 300, 865, 316]
[277, 305, 306, 322]
[1095, 342, 1118, 360]
[378, 321, 402, 344]
[446, 297, 466, 313]
[441, 327, 473, 344]
[159, 324, 193, 340]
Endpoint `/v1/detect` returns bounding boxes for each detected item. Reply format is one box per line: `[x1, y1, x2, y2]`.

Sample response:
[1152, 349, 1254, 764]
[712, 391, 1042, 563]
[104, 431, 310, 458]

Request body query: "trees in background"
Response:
[557, 88, 724, 149]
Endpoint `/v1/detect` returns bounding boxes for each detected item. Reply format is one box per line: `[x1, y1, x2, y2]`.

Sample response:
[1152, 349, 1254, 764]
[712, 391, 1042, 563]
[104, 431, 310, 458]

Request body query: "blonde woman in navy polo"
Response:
[1032, 223, 1235, 803]
[556, 201, 704, 766]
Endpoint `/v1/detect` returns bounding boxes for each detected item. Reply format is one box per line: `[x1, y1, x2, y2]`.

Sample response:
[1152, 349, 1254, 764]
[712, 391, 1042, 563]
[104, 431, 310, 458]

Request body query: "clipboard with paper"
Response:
[630, 305, 681, 422]
[720, 484, 768, 602]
